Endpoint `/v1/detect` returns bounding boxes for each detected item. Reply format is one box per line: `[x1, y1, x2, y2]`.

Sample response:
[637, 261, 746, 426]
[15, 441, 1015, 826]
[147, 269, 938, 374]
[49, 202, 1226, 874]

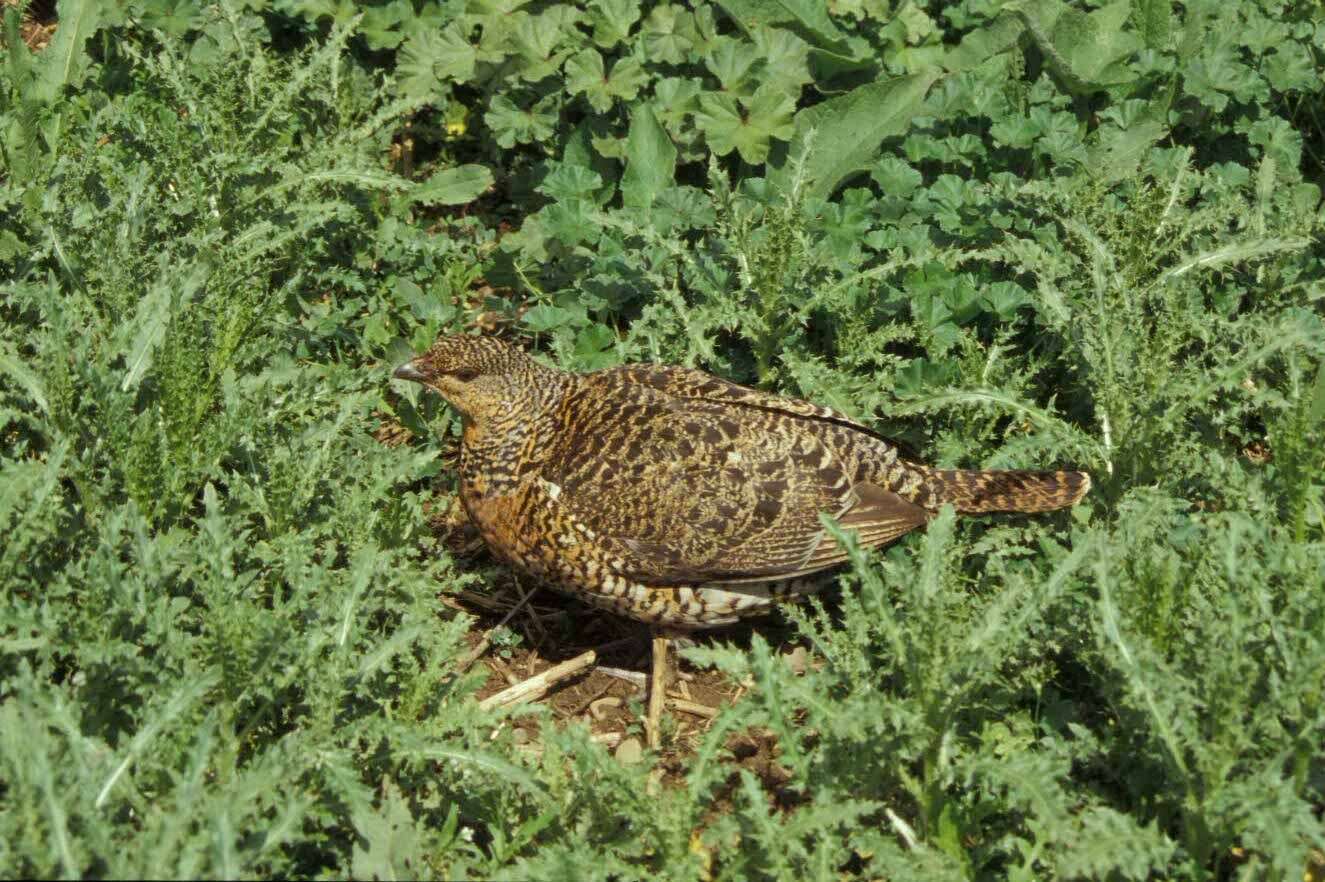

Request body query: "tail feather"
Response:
[917, 467, 1091, 514]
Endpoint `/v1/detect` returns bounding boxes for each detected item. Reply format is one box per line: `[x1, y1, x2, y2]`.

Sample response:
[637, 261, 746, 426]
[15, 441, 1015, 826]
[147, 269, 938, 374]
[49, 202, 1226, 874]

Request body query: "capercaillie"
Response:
[394, 335, 1090, 630]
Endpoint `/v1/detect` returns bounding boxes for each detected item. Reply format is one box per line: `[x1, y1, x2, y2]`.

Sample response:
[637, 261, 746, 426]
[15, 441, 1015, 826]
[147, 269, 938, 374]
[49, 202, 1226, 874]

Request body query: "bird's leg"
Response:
[645, 628, 674, 750]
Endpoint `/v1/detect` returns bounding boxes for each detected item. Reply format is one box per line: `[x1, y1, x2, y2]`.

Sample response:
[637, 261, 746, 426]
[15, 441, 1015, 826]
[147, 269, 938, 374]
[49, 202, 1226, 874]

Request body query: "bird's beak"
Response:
[393, 358, 429, 382]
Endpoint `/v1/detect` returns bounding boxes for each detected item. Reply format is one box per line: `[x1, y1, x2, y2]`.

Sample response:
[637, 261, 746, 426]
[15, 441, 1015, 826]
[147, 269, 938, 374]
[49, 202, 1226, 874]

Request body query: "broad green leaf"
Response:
[572, 324, 620, 370]
[1264, 41, 1316, 93]
[694, 85, 795, 165]
[586, 0, 641, 47]
[486, 94, 559, 148]
[512, 7, 579, 81]
[943, 12, 1025, 73]
[622, 104, 677, 212]
[1131, 0, 1171, 51]
[652, 76, 702, 129]
[359, 4, 406, 50]
[1009, 0, 1142, 93]
[411, 164, 493, 206]
[751, 25, 813, 90]
[704, 37, 760, 96]
[28, 0, 103, 104]
[351, 780, 420, 882]
[871, 156, 923, 197]
[522, 304, 579, 332]
[642, 4, 697, 64]
[770, 70, 939, 200]
[565, 50, 648, 113]
[1086, 119, 1168, 184]
[396, 23, 476, 101]
[538, 164, 604, 202]
[714, 0, 854, 56]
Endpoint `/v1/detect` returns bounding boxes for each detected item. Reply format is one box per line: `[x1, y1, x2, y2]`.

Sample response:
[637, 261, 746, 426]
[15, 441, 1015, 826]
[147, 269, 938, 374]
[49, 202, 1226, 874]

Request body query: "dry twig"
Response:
[667, 697, 718, 719]
[455, 587, 538, 673]
[478, 650, 597, 710]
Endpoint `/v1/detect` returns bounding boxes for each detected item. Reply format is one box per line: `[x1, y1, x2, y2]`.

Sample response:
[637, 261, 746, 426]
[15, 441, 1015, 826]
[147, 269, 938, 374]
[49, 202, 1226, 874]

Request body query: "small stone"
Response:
[784, 646, 809, 675]
[614, 737, 643, 764]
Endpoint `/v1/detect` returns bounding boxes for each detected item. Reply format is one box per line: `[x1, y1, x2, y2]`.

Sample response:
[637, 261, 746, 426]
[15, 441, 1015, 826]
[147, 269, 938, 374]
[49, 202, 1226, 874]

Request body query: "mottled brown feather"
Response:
[396, 335, 1091, 628]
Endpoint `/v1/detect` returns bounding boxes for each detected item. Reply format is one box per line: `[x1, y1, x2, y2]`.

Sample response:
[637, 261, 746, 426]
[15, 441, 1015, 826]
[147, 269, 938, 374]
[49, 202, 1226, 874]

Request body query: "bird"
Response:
[394, 334, 1089, 738]
[395, 333, 1090, 625]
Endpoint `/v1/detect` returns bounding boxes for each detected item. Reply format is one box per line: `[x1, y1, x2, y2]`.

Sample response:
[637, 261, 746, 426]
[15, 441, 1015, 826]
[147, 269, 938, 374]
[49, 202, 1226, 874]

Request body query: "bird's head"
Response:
[393, 334, 550, 424]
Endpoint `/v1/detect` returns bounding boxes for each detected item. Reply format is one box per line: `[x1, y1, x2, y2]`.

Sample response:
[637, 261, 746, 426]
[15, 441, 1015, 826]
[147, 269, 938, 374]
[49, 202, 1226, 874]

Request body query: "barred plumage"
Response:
[395, 335, 1090, 629]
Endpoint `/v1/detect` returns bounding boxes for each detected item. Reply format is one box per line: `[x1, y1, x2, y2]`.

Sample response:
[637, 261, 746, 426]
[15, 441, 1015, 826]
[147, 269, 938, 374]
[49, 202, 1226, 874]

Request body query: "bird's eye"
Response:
[451, 368, 479, 382]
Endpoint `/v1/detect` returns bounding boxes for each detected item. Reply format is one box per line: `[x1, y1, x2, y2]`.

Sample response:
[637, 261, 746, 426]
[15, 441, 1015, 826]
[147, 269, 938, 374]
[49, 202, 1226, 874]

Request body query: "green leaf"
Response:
[713, 0, 855, 57]
[359, 3, 407, 50]
[943, 12, 1025, 73]
[0, 343, 48, 413]
[751, 26, 813, 91]
[622, 104, 677, 212]
[28, 0, 103, 104]
[586, 0, 642, 47]
[351, 780, 421, 882]
[1264, 42, 1317, 93]
[694, 85, 795, 165]
[1009, 0, 1142, 93]
[770, 70, 939, 200]
[983, 282, 1032, 321]
[121, 266, 204, 393]
[511, 7, 579, 81]
[565, 50, 648, 113]
[410, 164, 493, 206]
[1307, 360, 1325, 426]
[1131, 0, 1171, 51]
[486, 94, 559, 149]
[871, 156, 923, 197]
[572, 324, 620, 370]
[652, 77, 702, 129]
[1087, 119, 1168, 184]
[538, 164, 605, 202]
[705, 37, 760, 96]
[642, 4, 696, 64]
[522, 304, 579, 332]
[395, 23, 476, 101]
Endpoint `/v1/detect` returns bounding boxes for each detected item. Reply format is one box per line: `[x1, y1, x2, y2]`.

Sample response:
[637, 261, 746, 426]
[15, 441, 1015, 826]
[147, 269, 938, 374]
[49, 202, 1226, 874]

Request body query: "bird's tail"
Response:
[914, 467, 1091, 514]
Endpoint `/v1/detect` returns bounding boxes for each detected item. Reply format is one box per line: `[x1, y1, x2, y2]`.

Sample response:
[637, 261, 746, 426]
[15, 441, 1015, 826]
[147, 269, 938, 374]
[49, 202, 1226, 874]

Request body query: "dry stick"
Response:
[666, 697, 718, 719]
[455, 587, 538, 674]
[456, 589, 509, 614]
[595, 666, 647, 689]
[478, 650, 597, 711]
[511, 578, 548, 648]
[646, 634, 669, 749]
[487, 655, 521, 686]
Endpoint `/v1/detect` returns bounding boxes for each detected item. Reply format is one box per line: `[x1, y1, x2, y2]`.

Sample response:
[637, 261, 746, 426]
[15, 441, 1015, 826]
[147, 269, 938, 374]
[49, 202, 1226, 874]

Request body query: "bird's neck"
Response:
[459, 364, 576, 498]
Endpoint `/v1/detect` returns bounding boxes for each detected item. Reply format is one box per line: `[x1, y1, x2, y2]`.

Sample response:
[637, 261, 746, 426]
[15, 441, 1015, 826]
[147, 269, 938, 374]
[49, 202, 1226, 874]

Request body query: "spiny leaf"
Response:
[27, 0, 103, 105]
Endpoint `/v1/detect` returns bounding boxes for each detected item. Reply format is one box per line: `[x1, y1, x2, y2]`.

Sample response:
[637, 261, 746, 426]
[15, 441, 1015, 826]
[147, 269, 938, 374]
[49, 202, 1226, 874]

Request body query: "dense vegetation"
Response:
[2, 0, 1323, 877]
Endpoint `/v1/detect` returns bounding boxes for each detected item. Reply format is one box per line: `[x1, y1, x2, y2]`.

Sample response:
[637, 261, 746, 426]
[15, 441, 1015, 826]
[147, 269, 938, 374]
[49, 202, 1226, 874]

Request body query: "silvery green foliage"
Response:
[1, 0, 1322, 877]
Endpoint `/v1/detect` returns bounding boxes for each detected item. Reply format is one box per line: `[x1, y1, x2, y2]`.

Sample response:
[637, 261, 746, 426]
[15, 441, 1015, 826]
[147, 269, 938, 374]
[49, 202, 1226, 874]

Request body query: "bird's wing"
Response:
[600, 363, 917, 456]
[546, 387, 929, 585]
